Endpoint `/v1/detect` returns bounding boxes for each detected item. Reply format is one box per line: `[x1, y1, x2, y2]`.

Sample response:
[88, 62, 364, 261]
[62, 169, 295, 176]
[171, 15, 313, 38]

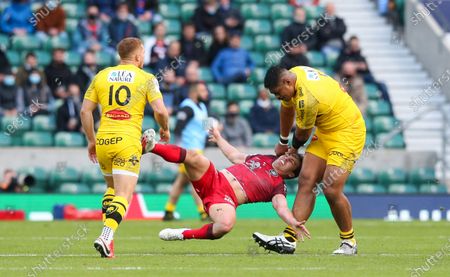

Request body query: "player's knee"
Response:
[215, 220, 234, 237]
[186, 150, 200, 164]
[323, 186, 341, 202]
[298, 172, 317, 190]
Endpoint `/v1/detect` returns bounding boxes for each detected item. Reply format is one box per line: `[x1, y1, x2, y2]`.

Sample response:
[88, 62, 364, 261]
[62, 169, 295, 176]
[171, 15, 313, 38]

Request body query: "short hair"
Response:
[264, 66, 287, 90]
[227, 101, 239, 108]
[25, 52, 36, 59]
[117, 37, 143, 60]
[188, 81, 204, 95]
[183, 21, 195, 29]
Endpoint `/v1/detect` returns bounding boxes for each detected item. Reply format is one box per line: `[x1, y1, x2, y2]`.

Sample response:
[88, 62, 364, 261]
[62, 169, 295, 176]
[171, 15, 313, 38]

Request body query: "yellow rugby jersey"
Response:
[281, 66, 363, 132]
[84, 64, 162, 140]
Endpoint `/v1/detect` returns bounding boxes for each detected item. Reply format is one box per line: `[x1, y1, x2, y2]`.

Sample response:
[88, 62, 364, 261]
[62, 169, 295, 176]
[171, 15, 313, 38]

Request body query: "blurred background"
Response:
[0, 0, 449, 221]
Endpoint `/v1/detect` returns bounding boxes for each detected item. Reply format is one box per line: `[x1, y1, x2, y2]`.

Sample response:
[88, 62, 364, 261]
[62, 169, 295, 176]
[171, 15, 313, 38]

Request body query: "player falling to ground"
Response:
[163, 82, 210, 221]
[141, 127, 310, 242]
[80, 37, 170, 258]
[253, 66, 366, 255]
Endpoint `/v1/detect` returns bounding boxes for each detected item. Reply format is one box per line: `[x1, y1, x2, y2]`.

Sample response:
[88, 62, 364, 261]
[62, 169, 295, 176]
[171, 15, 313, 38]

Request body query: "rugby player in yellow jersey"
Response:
[80, 37, 170, 258]
[253, 66, 365, 255]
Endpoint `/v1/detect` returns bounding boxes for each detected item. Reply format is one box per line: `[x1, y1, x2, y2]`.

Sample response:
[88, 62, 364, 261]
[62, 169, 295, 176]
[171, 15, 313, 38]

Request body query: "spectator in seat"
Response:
[336, 62, 367, 115]
[56, 83, 82, 132]
[154, 41, 186, 83]
[108, 2, 139, 48]
[87, 0, 118, 22]
[0, 48, 11, 74]
[146, 22, 168, 67]
[72, 4, 112, 54]
[16, 52, 47, 88]
[249, 89, 280, 134]
[35, 0, 67, 41]
[207, 25, 228, 65]
[44, 48, 72, 99]
[289, 0, 320, 6]
[221, 101, 252, 147]
[0, 0, 34, 36]
[218, 0, 244, 33]
[211, 32, 254, 85]
[179, 62, 201, 105]
[192, 0, 221, 34]
[159, 69, 180, 116]
[279, 44, 309, 69]
[281, 7, 317, 51]
[129, 0, 161, 22]
[317, 2, 347, 56]
[17, 69, 53, 115]
[0, 71, 20, 116]
[179, 22, 205, 65]
[75, 50, 99, 97]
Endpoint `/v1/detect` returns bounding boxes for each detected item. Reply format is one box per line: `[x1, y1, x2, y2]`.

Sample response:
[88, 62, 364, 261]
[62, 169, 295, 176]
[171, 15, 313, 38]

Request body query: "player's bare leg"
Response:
[321, 165, 357, 255]
[163, 173, 189, 221]
[160, 203, 236, 240]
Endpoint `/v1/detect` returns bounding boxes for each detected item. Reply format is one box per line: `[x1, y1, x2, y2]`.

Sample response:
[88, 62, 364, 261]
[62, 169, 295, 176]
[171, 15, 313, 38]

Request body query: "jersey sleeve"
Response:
[146, 74, 163, 103]
[273, 182, 287, 197]
[296, 93, 319, 130]
[84, 74, 98, 103]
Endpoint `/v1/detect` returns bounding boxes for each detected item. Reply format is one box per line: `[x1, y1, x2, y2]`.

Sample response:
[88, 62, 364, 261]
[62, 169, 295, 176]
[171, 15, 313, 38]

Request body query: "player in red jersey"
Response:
[141, 127, 310, 242]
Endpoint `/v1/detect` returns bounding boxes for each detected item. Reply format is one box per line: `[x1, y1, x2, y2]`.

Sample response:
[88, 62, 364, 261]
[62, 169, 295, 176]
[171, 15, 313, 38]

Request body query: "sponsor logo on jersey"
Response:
[305, 69, 319, 80]
[113, 157, 126, 167]
[105, 109, 131, 120]
[128, 155, 139, 166]
[96, 136, 123, 145]
[106, 205, 118, 215]
[246, 160, 261, 171]
[108, 70, 135, 83]
[269, 169, 279, 177]
[224, 195, 235, 206]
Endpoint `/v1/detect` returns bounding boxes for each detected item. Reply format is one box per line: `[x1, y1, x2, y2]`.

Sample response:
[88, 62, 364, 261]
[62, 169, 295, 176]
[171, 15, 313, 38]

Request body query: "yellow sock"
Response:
[102, 187, 115, 222]
[197, 205, 205, 214]
[165, 202, 176, 212]
[283, 226, 298, 242]
[104, 196, 128, 232]
[340, 228, 356, 244]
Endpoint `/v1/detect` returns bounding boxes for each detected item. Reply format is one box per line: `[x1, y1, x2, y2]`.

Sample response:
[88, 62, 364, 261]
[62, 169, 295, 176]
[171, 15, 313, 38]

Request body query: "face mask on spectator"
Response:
[3, 76, 15, 86]
[257, 99, 271, 109]
[88, 13, 98, 20]
[29, 74, 41, 85]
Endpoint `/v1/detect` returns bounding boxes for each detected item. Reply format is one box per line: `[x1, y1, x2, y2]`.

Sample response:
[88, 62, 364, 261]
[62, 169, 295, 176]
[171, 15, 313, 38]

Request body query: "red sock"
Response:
[182, 223, 216, 240]
[151, 144, 187, 163]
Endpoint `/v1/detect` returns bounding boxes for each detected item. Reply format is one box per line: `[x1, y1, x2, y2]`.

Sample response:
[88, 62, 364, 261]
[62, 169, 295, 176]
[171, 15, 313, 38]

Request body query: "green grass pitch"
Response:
[0, 220, 449, 276]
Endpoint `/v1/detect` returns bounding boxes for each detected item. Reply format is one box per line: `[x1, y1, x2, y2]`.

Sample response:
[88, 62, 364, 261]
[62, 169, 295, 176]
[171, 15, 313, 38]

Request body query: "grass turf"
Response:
[0, 220, 449, 276]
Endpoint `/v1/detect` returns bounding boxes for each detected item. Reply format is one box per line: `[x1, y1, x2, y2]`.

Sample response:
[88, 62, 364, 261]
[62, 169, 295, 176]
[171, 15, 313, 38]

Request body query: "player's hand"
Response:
[290, 219, 311, 242]
[208, 125, 222, 143]
[159, 128, 170, 143]
[87, 141, 97, 164]
[275, 142, 289, 156]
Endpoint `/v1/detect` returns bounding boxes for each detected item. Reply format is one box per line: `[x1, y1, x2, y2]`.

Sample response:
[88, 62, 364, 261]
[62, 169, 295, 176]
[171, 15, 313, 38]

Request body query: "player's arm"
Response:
[80, 99, 98, 163]
[272, 194, 311, 240]
[290, 96, 318, 152]
[150, 98, 170, 141]
[276, 103, 295, 156]
[208, 126, 247, 164]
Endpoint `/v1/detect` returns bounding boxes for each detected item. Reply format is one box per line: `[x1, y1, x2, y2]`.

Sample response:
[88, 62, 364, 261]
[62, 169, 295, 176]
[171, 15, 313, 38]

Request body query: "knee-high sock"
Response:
[102, 187, 115, 222]
[151, 144, 187, 163]
[182, 223, 216, 240]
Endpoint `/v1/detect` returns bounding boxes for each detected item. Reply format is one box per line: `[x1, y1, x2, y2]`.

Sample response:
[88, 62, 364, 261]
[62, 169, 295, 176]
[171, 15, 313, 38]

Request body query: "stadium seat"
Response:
[171, 0, 197, 3]
[96, 51, 113, 67]
[165, 20, 181, 35]
[376, 133, 405, 148]
[146, 167, 177, 183]
[419, 184, 448, 194]
[1, 116, 31, 134]
[364, 116, 373, 133]
[241, 35, 254, 51]
[49, 167, 80, 189]
[317, 67, 333, 76]
[18, 166, 48, 188]
[62, 3, 86, 18]
[142, 116, 156, 130]
[273, 19, 291, 34]
[207, 83, 226, 99]
[159, 3, 181, 19]
[265, 51, 283, 66]
[304, 5, 324, 20]
[23, 131, 54, 147]
[378, 168, 407, 186]
[65, 51, 82, 67]
[169, 116, 177, 132]
[80, 166, 104, 185]
[252, 133, 279, 148]
[11, 35, 40, 51]
[325, 51, 339, 68]
[239, 100, 254, 117]
[373, 116, 398, 134]
[388, 184, 417, 194]
[227, 84, 257, 100]
[0, 133, 12, 147]
[368, 100, 392, 116]
[6, 51, 21, 67]
[155, 183, 173, 193]
[261, 0, 289, 3]
[235, 0, 258, 3]
[43, 36, 70, 50]
[91, 183, 107, 194]
[58, 183, 91, 194]
[31, 50, 52, 67]
[249, 52, 265, 67]
[0, 34, 9, 49]
[54, 132, 85, 147]
[348, 167, 376, 184]
[344, 184, 355, 193]
[181, 3, 196, 22]
[32, 115, 56, 131]
[65, 18, 79, 34]
[409, 168, 436, 184]
[209, 100, 227, 116]
[244, 19, 272, 35]
[135, 183, 155, 193]
[254, 35, 281, 52]
[198, 67, 214, 83]
[137, 20, 152, 36]
[250, 67, 266, 83]
[356, 183, 386, 194]
[306, 51, 326, 67]
[241, 3, 270, 19]
[365, 83, 381, 100]
[365, 133, 375, 148]
[271, 4, 293, 19]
